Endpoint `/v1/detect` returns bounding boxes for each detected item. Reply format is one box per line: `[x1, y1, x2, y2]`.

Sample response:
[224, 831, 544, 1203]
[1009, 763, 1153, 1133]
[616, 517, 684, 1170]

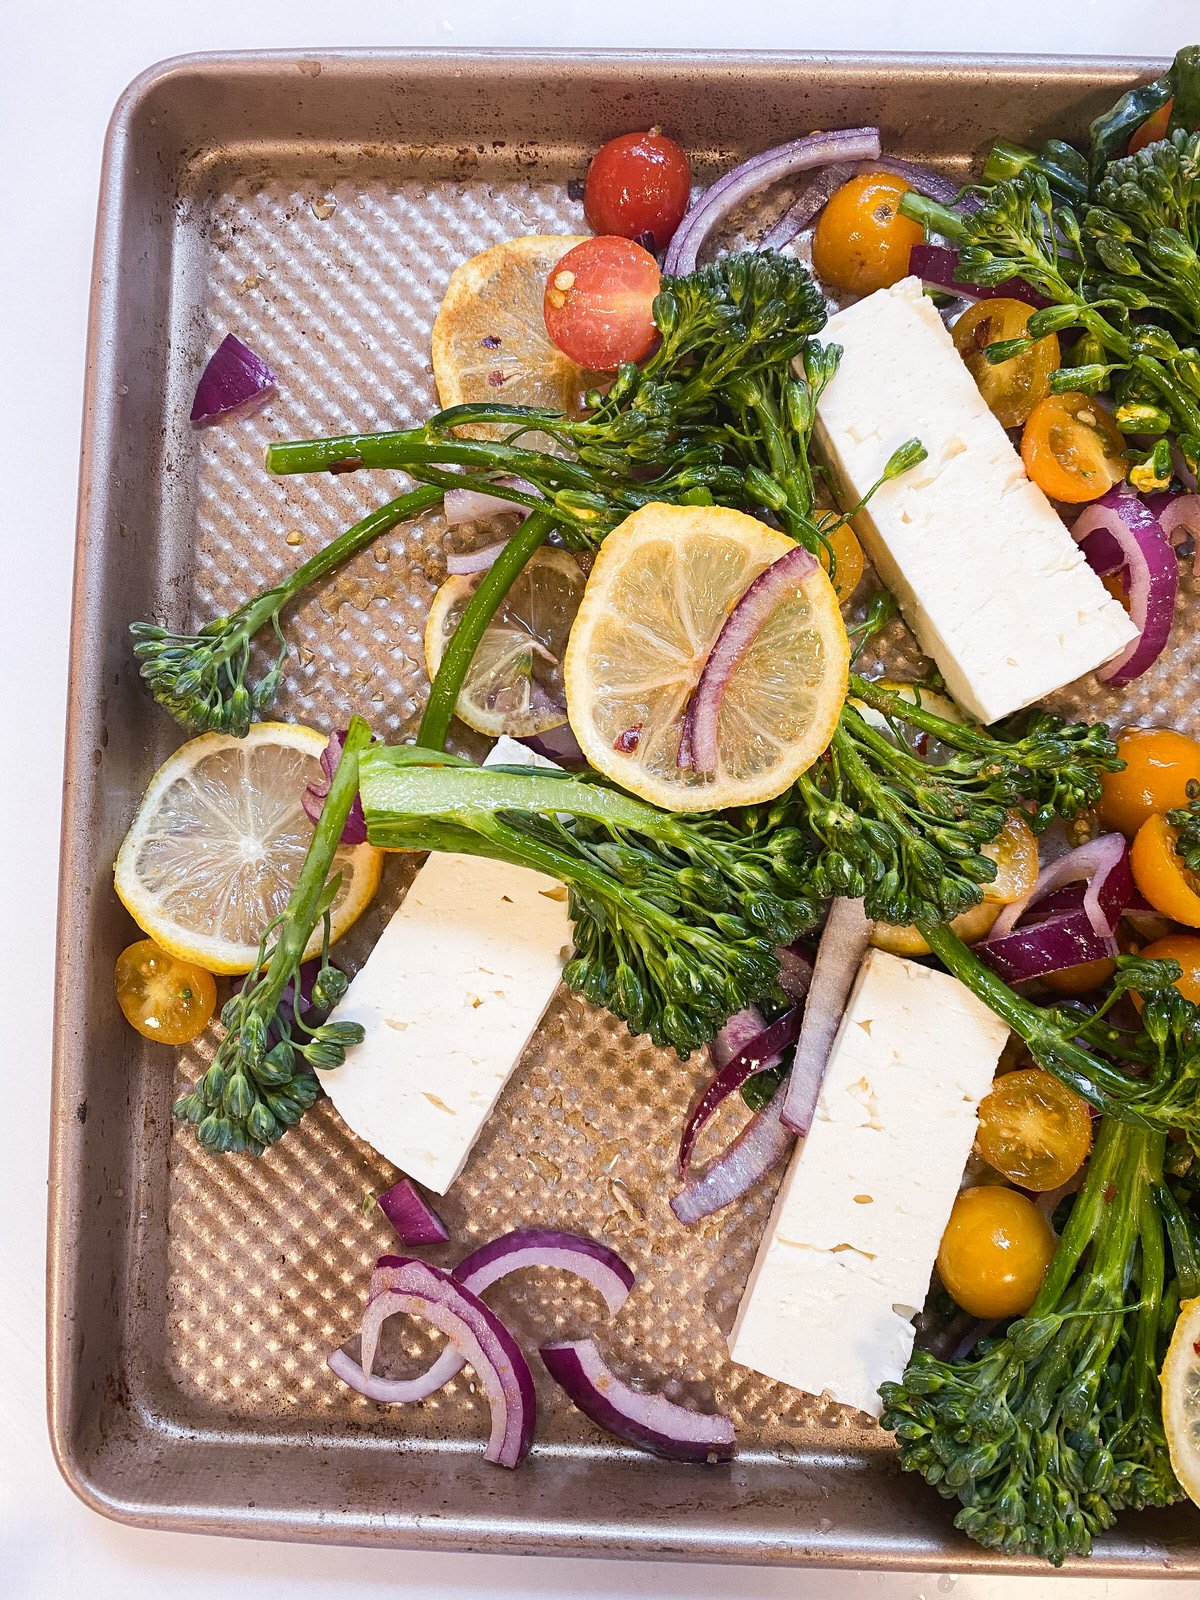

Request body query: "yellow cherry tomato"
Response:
[1133, 934, 1200, 1005]
[114, 938, 217, 1044]
[819, 519, 865, 603]
[811, 172, 925, 297]
[937, 1186, 1056, 1319]
[1020, 391, 1127, 504]
[871, 898, 1001, 958]
[976, 1068, 1093, 1192]
[1129, 100, 1173, 155]
[1131, 814, 1200, 928]
[952, 298, 1061, 429]
[981, 812, 1040, 905]
[1098, 727, 1200, 839]
[1041, 955, 1117, 997]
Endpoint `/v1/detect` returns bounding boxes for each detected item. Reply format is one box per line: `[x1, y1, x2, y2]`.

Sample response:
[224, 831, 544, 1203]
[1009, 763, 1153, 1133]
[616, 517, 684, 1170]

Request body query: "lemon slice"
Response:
[423, 547, 585, 737]
[432, 236, 593, 454]
[564, 503, 849, 811]
[1162, 1296, 1200, 1506]
[114, 723, 382, 975]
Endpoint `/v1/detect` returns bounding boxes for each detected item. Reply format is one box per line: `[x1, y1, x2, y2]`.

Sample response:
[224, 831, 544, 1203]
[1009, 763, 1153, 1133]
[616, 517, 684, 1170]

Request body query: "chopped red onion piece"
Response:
[678, 1005, 803, 1174]
[711, 1004, 767, 1069]
[780, 897, 872, 1136]
[376, 1177, 450, 1246]
[1072, 488, 1178, 687]
[663, 127, 882, 277]
[539, 1338, 734, 1464]
[687, 543, 819, 774]
[908, 243, 1050, 309]
[442, 477, 539, 527]
[980, 908, 1117, 984]
[518, 723, 587, 768]
[671, 1075, 795, 1224]
[355, 1257, 535, 1467]
[302, 728, 369, 844]
[190, 333, 277, 426]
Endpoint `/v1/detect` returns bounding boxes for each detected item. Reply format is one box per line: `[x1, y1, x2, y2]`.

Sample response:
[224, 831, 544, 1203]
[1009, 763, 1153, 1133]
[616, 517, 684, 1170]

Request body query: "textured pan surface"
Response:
[49, 49, 1200, 1573]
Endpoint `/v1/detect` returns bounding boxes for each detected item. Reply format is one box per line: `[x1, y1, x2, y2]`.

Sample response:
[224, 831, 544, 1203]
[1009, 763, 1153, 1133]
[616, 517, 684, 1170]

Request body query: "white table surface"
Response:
[2, 2, 1195, 1595]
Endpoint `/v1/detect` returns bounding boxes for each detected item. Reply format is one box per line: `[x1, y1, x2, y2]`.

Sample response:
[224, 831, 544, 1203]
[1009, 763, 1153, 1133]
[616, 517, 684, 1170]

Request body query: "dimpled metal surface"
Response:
[49, 49, 1199, 1573]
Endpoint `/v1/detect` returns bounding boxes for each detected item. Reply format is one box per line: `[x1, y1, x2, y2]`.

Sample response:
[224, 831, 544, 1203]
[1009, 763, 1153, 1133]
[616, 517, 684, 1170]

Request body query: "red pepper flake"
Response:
[481, 334, 501, 349]
[487, 369, 509, 387]
[1103, 1183, 1117, 1204]
[329, 455, 364, 475]
[1193, 1339, 1200, 1356]
[613, 723, 643, 753]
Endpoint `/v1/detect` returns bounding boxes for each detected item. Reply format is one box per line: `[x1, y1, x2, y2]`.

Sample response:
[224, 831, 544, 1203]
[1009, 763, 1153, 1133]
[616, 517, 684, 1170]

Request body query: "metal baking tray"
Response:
[48, 47, 1200, 1575]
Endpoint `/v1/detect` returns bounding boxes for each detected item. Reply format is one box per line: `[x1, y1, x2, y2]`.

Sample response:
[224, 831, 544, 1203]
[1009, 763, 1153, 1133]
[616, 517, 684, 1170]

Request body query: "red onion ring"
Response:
[539, 1337, 734, 1464]
[376, 1177, 449, 1246]
[190, 333, 277, 426]
[780, 896, 872, 1136]
[1148, 490, 1200, 558]
[663, 127, 882, 277]
[678, 1006, 803, 1175]
[758, 162, 859, 249]
[989, 833, 1132, 944]
[670, 1075, 795, 1225]
[1072, 487, 1178, 688]
[908, 243, 1051, 310]
[686, 543, 819, 774]
[353, 1257, 536, 1467]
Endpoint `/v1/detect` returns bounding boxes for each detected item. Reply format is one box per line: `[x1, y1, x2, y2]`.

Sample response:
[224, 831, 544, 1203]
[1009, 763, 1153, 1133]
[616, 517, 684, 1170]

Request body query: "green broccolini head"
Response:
[956, 173, 1085, 303]
[130, 607, 286, 738]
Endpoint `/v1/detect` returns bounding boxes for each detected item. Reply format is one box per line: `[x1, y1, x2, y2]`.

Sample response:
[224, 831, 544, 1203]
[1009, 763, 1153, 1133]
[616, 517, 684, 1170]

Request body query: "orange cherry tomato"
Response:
[544, 236, 661, 370]
[1131, 813, 1200, 927]
[1097, 727, 1200, 839]
[1020, 391, 1127, 503]
[937, 1186, 1056, 1319]
[583, 130, 692, 254]
[1133, 934, 1200, 1004]
[1129, 100, 1173, 155]
[1041, 955, 1117, 997]
[115, 939, 217, 1044]
[811, 171, 925, 297]
[976, 1067, 1093, 1192]
[819, 520, 865, 603]
[952, 298, 1061, 429]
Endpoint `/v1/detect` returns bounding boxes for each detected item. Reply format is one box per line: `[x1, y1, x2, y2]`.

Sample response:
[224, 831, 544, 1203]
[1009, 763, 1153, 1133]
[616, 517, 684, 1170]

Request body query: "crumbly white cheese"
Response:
[316, 737, 571, 1193]
[814, 276, 1137, 724]
[728, 948, 1008, 1418]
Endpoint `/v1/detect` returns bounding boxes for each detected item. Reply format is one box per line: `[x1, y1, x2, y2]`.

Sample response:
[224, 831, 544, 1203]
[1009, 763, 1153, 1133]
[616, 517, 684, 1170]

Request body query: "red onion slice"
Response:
[780, 897, 872, 1136]
[190, 333, 277, 426]
[518, 724, 587, 768]
[1072, 488, 1178, 688]
[979, 908, 1117, 984]
[301, 728, 369, 844]
[989, 833, 1132, 944]
[1149, 491, 1200, 560]
[376, 1177, 450, 1246]
[354, 1258, 536, 1467]
[360, 1230, 635, 1394]
[775, 942, 814, 1003]
[758, 162, 858, 249]
[678, 1006, 802, 1174]
[444, 539, 510, 576]
[908, 244, 1050, 309]
[663, 127, 882, 276]
[671, 1076, 795, 1225]
[539, 1338, 734, 1464]
[858, 157, 963, 207]
[686, 543, 819, 774]
[443, 477, 539, 527]
[326, 1344, 456, 1406]
[711, 1003, 767, 1069]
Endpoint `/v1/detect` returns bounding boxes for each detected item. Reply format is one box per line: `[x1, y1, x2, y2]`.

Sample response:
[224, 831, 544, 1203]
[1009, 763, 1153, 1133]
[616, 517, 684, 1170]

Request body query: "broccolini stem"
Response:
[276, 486, 444, 591]
[265, 425, 598, 493]
[416, 507, 556, 749]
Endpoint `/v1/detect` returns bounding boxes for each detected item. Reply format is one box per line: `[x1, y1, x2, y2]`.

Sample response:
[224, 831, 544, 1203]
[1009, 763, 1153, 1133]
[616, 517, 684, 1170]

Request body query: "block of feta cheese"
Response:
[316, 737, 571, 1193]
[728, 947, 1008, 1418]
[814, 275, 1136, 724]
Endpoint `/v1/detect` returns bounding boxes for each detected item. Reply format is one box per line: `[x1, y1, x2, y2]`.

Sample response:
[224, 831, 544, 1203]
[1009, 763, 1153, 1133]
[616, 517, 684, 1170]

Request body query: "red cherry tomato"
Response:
[544, 236, 661, 370]
[584, 130, 691, 253]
